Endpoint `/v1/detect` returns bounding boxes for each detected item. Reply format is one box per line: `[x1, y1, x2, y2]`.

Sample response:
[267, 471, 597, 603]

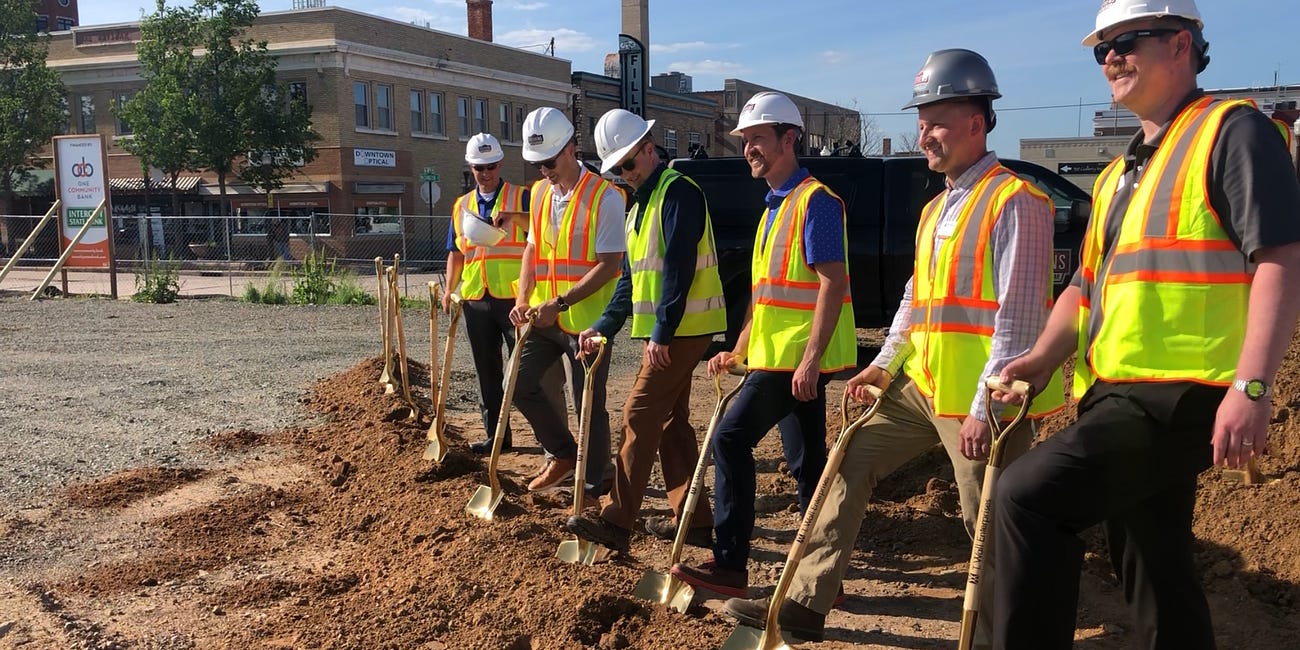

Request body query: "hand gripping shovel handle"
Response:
[958, 377, 1035, 650]
[735, 383, 886, 650]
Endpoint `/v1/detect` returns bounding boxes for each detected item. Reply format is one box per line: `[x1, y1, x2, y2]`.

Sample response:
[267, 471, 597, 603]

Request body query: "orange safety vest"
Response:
[527, 171, 620, 334]
[451, 182, 528, 300]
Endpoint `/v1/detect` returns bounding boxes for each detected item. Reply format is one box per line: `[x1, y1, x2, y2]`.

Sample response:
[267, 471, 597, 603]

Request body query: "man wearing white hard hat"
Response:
[447, 133, 564, 454]
[992, 1, 1300, 647]
[671, 91, 856, 598]
[562, 109, 726, 553]
[509, 107, 625, 498]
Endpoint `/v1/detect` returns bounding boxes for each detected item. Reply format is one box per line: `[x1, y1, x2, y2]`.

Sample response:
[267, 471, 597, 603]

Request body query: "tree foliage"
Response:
[0, 0, 67, 218]
[120, 0, 319, 217]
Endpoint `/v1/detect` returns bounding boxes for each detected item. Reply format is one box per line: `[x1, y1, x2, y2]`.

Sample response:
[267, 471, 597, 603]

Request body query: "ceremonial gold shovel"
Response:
[557, 337, 611, 565]
[424, 291, 463, 462]
[465, 316, 534, 520]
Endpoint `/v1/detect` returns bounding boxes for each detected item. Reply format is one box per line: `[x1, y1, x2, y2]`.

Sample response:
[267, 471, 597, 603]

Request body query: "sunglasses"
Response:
[609, 157, 638, 177]
[1093, 28, 1179, 64]
[530, 154, 562, 170]
[471, 163, 499, 172]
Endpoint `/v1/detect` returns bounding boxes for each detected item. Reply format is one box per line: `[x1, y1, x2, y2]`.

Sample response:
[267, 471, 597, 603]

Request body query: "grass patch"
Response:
[131, 255, 181, 304]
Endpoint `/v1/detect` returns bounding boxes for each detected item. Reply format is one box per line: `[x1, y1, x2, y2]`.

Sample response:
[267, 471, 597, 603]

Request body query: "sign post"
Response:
[420, 167, 441, 217]
[53, 134, 116, 298]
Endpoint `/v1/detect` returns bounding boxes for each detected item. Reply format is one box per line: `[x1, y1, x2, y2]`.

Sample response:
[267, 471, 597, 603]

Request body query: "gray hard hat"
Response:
[901, 48, 1002, 110]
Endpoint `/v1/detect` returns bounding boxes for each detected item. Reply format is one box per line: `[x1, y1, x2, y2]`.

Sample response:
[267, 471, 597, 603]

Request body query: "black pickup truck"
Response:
[668, 156, 1092, 346]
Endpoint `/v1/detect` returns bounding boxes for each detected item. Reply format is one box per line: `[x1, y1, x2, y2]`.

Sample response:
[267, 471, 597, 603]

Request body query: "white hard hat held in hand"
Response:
[465, 133, 504, 165]
[593, 109, 655, 174]
[731, 91, 803, 136]
[521, 107, 575, 162]
[459, 203, 507, 247]
[1083, 0, 1203, 45]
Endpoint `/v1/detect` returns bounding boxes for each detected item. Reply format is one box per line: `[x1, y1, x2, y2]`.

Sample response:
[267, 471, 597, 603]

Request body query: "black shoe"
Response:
[468, 437, 512, 454]
[722, 596, 825, 642]
[565, 514, 631, 553]
[644, 516, 711, 548]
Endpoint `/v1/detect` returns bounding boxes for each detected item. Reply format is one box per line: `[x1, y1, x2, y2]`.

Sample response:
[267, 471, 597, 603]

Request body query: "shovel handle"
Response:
[573, 336, 608, 516]
[984, 376, 1032, 397]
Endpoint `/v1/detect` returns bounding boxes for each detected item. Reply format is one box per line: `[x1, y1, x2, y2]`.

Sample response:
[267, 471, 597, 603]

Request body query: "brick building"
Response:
[571, 71, 718, 164]
[694, 79, 863, 158]
[34, 5, 574, 261]
[32, 0, 77, 33]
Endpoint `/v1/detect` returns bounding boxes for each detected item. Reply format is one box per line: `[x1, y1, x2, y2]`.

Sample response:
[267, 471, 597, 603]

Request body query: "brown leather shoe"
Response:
[565, 514, 631, 554]
[670, 557, 748, 598]
[722, 596, 825, 642]
[644, 516, 712, 548]
[528, 457, 575, 492]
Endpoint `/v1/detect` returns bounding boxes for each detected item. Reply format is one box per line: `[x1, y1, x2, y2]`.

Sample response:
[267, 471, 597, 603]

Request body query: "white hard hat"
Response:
[459, 204, 506, 247]
[1082, 0, 1203, 46]
[465, 133, 504, 165]
[731, 91, 803, 136]
[593, 109, 656, 174]
[521, 107, 574, 162]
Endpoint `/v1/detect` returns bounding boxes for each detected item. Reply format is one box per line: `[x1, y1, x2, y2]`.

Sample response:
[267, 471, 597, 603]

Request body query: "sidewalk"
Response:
[0, 265, 449, 300]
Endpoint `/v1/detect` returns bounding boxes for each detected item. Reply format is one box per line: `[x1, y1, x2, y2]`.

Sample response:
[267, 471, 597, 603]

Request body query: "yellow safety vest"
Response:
[748, 176, 855, 372]
[904, 163, 1065, 419]
[627, 168, 727, 339]
[451, 182, 528, 300]
[1075, 96, 1259, 398]
[528, 172, 621, 335]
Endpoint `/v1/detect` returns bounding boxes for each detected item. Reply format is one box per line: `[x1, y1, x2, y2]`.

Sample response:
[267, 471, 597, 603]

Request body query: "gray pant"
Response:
[512, 323, 613, 493]
[461, 296, 565, 441]
[788, 374, 1032, 646]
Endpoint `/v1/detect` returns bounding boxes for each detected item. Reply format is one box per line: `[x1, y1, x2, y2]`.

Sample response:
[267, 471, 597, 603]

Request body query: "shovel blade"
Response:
[421, 436, 447, 462]
[556, 538, 607, 565]
[720, 624, 792, 650]
[465, 484, 503, 520]
[632, 571, 695, 613]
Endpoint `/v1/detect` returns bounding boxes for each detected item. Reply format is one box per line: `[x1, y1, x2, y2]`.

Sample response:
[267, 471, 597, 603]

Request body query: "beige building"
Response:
[694, 79, 863, 157]
[35, 5, 574, 261]
[571, 71, 719, 163]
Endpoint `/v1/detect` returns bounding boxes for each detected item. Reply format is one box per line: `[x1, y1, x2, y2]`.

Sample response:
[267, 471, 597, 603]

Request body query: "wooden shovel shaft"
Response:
[434, 298, 463, 435]
[486, 319, 534, 495]
[572, 339, 608, 517]
[377, 258, 392, 384]
[427, 281, 440, 437]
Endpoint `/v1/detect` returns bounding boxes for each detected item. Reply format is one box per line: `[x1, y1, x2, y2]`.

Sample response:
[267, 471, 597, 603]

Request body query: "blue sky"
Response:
[80, 1, 1299, 156]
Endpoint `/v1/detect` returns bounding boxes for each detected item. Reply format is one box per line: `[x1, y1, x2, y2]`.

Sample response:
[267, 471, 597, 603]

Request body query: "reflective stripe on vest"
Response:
[451, 183, 528, 300]
[903, 164, 1065, 419]
[1075, 97, 1260, 398]
[529, 172, 620, 334]
[747, 176, 856, 372]
[626, 168, 727, 339]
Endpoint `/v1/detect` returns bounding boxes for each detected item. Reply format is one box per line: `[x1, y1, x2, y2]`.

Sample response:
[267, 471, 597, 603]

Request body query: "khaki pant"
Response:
[789, 374, 1032, 645]
[601, 336, 714, 531]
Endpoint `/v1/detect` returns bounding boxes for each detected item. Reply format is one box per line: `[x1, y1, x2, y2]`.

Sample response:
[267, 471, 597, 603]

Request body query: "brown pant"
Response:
[601, 335, 715, 531]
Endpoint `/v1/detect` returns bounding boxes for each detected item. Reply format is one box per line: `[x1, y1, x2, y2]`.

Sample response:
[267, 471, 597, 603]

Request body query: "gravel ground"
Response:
[0, 296, 408, 516]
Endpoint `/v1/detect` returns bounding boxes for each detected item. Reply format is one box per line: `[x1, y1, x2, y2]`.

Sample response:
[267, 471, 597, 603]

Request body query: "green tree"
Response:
[0, 0, 67, 254]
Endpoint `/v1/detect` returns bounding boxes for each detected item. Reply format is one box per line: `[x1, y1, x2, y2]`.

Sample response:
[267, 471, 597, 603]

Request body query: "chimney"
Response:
[621, 0, 649, 71]
[467, 0, 493, 42]
[882, 137, 892, 156]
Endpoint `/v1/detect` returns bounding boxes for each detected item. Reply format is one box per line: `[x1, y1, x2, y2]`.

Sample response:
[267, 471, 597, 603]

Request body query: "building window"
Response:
[36, 14, 48, 32]
[474, 98, 487, 135]
[55, 16, 74, 31]
[114, 92, 136, 135]
[515, 106, 525, 142]
[375, 84, 393, 131]
[354, 206, 400, 234]
[457, 96, 470, 137]
[499, 103, 511, 141]
[725, 91, 737, 108]
[428, 92, 444, 136]
[78, 95, 95, 134]
[664, 129, 679, 159]
[410, 90, 425, 134]
[287, 81, 307, 105]
[353, 81, 369, 128]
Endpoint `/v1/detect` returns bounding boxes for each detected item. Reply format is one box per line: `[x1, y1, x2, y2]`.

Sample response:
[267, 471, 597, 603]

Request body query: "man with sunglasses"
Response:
[561, 109, 726, 554]
[992, 1, 1300, 648]
[719, 50, 1064, 646]
[669, 91, 857, 598]
[446, 133, 565, 454]
[509, 107, 625, 498]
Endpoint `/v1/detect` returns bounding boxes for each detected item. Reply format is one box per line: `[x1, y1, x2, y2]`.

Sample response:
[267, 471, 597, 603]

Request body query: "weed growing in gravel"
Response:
[327, 278, 376, 306]
[287, 250, 377, 306]
[131, 255, 181, 303]
[243, 260, 290, 304]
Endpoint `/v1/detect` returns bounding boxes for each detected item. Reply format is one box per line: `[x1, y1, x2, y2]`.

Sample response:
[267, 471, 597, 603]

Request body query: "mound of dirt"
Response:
[204, 428, 267, 451]
[61, 467, 208, 509]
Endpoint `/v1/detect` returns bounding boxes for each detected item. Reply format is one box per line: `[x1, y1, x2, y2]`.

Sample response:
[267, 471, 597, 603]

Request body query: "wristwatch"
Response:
[1232, 378, 1271, 401]
[554, 295, 570, 312]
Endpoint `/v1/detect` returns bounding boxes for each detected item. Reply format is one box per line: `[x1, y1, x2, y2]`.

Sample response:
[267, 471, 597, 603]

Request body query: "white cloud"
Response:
[651, 41, 738, 55]
[389, 6, 462, 32]
[822, 50, 845, 65]
[498, 27, 598, 54]
[504, 1, 548, 9]
[665, 59, 748, 76]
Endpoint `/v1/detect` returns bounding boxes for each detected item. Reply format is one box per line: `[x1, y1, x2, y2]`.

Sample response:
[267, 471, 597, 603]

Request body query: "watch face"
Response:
[1246, 380, 1267, 399]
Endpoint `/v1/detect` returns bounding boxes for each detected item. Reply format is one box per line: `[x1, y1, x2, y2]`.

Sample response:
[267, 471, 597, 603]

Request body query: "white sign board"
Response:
[354, 148, 396, 167]
[54, 135, 112, 268]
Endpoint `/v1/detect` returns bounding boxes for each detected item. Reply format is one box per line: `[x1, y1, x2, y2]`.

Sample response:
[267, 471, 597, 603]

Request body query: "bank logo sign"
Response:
[54, 135, 113, 269]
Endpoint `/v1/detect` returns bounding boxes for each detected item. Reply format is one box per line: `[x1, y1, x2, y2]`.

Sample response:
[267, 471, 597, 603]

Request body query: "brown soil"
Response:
[7, 333, 1300, 649]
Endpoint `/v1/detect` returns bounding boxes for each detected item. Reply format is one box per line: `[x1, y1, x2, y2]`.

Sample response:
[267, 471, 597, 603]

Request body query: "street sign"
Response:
[1057, 161, 1108, 175]
[618, 34, 646, 118]
[420, 167, 440, 183]
[420, 181, 441, 205]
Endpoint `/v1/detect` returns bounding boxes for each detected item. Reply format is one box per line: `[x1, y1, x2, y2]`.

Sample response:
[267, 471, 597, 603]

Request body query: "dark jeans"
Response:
[711, 369, 832, 570]
[512, 322, 612, 493]
[461, 297, 517, 440]
[993, 381, 1222, 650]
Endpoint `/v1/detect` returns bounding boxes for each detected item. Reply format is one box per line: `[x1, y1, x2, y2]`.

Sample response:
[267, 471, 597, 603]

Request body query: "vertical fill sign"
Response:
[54, 135, 113, 267]
[618, 34, 646, 118]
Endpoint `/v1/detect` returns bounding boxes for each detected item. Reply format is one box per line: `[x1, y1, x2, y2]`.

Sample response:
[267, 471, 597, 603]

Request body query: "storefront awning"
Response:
[109, 175, 203, 193]
[197, 181, 330, 196]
